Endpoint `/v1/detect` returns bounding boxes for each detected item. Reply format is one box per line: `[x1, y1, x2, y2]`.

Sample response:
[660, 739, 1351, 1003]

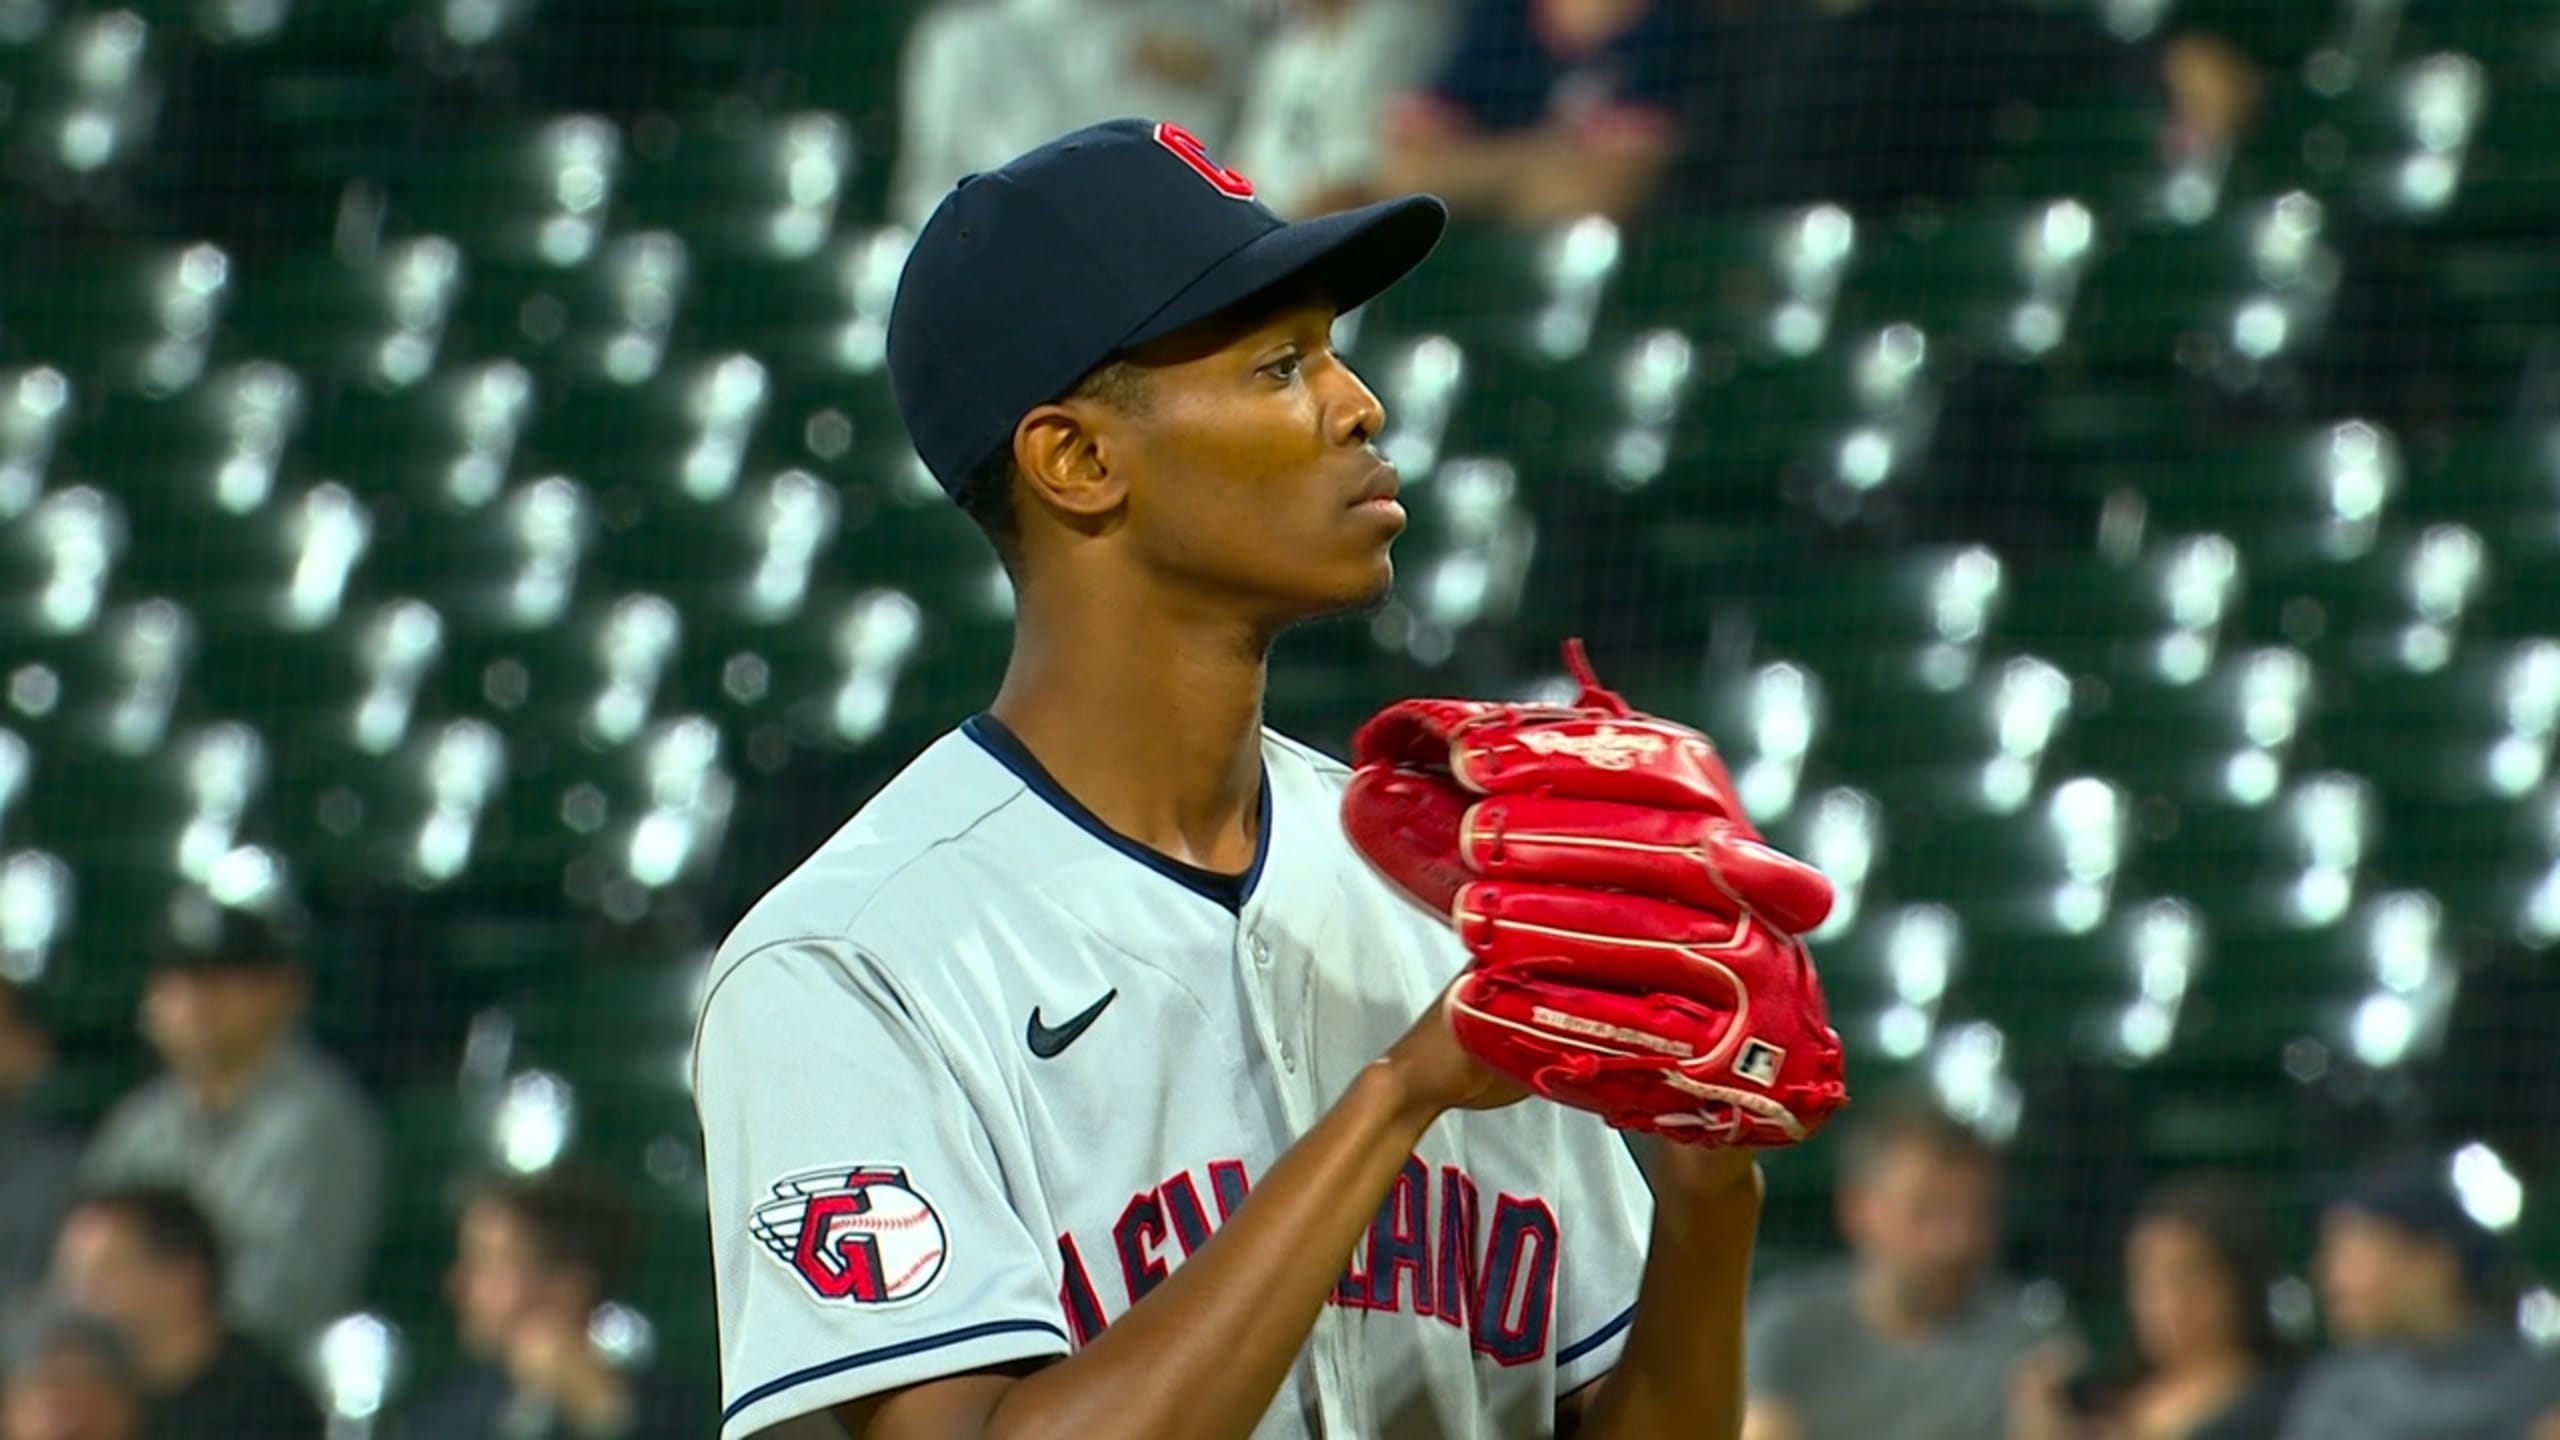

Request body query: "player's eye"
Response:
[1262, 352, 1304, 384]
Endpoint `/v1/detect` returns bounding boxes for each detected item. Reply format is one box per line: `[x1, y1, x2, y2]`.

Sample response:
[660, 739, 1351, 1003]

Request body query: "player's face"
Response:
[1841, 1145, 1999, 1315]
[1109, 292, 1402, 622]
[2127, 1218, 2244, 1364]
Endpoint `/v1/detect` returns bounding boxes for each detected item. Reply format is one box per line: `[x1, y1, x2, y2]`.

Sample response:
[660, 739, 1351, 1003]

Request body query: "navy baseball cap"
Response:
[887, 118, 1448, 502]
[2325, 1166, 2509, 1299]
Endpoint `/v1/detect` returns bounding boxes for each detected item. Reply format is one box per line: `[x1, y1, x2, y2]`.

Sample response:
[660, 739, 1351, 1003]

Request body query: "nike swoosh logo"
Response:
[1027, 990, 1118, 1060]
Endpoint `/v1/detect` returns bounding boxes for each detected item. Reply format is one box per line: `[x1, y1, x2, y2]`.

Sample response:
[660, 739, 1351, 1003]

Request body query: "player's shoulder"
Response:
[708, 726, 1034, 987]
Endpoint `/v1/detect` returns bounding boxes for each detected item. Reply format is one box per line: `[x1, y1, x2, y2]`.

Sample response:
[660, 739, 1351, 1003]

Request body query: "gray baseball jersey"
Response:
[692, 715, 1655, 1439]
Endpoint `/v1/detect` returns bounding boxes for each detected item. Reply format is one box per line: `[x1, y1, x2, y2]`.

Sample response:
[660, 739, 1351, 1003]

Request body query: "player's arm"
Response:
[1561, 1147, 1764, 1440]
[837, 998, 1522, 1440]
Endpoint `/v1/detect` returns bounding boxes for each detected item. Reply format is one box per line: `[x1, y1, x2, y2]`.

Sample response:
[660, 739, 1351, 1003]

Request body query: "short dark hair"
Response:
[74, 1188, 224, 1303]
[2328, 1163, 2508, 1306]
[2136, 1173, 2287, 1361]
[472, 1168, 639, 1298]
[956, 359, 1150, 573]
[1835, 1089, 2000, 1187]
[148, 899, 296, 976]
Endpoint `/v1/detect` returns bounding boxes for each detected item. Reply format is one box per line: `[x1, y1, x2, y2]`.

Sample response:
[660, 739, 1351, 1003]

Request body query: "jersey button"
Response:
[1249, 935, 1272, 967]
[1279, 1040, 1297, 1073]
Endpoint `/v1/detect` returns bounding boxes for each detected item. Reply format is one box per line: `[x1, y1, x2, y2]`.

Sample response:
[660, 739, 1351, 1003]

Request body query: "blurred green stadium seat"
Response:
[1976, 90, 2167, 218]
[393, 115, 626, 270]
[1842, 200, 2101, 358]
[0, 244, 234, 397]
[1602, 207, 1856, 357]
[2003, 537, 2245, 688]
[2437, 82, 2560, 236]
[618, 111, 855, 265]
[1353, 219, 1627, 366]
[2070, 192, 2339, 377]
[225, 240, 467, 390]
[2073, 646, 2322, 809]
[2096, 418, 2405, 564]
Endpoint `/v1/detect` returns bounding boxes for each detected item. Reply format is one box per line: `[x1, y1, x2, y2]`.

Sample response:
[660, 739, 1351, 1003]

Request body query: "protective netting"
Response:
[0, 1, 2554, 1435]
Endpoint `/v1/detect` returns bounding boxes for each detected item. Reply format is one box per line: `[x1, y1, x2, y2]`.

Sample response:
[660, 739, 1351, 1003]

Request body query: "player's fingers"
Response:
[1462, 797, 1833, 934]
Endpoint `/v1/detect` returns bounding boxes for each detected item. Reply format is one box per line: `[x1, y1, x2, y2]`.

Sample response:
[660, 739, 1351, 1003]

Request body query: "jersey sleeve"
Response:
[1550, 1116, 1653, 1395]
[694, 940, 1071, 1440]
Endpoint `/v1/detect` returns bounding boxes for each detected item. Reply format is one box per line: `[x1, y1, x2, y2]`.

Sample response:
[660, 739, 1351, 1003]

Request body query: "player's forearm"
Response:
[1573, 1150, 1764, 1440]
[977, 1062, 1445, 1440]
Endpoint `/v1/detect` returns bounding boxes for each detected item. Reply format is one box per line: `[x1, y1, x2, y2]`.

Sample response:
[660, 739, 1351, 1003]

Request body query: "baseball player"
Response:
[693, 117, 1843, 1440]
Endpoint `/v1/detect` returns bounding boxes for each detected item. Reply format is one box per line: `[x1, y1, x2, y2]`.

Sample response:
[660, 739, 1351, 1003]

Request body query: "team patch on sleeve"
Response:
[751, 1166, 950, 1306]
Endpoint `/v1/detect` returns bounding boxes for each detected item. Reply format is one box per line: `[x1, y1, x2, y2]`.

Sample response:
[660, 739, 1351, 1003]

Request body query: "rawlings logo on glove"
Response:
[1343, 640, 1850, 1149]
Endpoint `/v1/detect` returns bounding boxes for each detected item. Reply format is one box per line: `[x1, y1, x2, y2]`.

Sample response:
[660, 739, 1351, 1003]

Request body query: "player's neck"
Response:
[989, 597, 1270, 876]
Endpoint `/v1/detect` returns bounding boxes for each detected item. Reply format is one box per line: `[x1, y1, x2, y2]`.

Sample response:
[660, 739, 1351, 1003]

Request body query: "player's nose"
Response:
[1325, 356, 1386, 450]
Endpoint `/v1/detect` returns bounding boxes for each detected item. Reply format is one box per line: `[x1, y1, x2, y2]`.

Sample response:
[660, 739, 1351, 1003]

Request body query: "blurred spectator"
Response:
[1696, 0, 2260, 213]
[1, 1305, 144, 1440]
[1379, 0, 1699, 225]
[891, 0, 1265, 228]
[399, 1169, 703, 1440]
[2281, 1169, 2560, 1440]
[1228, 0, 1460, 218]
[2012, 1174, 2296, 1440]
[2159, 32, 2264, 169]
[80, 905, 385, 1349]
[0, 980, 77, 1307]
[49, 1188, 322, 1440]
[1743, 1092, 2071, 1440]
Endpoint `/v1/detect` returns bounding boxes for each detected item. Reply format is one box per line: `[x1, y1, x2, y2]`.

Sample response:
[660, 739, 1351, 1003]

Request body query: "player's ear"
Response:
[1013, 401, 1128, 525]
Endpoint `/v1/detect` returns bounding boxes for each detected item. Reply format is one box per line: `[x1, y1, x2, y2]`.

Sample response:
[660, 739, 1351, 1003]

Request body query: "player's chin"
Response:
[1282, 553, 1395, 626]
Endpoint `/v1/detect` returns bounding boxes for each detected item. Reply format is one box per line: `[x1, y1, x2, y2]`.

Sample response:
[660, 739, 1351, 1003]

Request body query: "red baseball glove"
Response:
[1344, 641, 1849, 1148]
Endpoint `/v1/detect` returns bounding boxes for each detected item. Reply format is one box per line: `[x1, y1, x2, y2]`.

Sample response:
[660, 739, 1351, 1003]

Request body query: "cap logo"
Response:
[1153, 121, 1255, 201]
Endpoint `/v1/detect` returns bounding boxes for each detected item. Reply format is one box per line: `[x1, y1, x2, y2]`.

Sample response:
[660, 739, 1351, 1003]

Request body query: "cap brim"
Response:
[1120, 194, 1448, 351]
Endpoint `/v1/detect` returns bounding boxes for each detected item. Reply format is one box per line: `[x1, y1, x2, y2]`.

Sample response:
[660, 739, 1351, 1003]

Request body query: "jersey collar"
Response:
[961, 713, 1271, 914]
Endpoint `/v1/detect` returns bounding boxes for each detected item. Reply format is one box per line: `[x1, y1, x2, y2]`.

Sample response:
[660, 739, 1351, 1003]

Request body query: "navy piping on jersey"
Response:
[1556, 1303, 1638, 1368]
[722, 1319, 1071, 1424]
[962, 712, 1273, 913]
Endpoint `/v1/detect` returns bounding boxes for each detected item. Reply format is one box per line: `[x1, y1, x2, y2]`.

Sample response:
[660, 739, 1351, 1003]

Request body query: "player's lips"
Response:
[1351, 463, 1403, 518]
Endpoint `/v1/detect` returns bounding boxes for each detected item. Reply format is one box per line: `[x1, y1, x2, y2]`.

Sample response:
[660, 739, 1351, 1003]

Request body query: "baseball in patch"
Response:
[1734, 1038, 1784, 1087]
[752, 1166, 949, 1305]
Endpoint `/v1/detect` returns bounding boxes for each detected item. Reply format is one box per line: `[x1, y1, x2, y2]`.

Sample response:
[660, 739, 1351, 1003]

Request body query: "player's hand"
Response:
[1343, 638, 1848, 1150]
[1378, 985, 1533, 1121]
